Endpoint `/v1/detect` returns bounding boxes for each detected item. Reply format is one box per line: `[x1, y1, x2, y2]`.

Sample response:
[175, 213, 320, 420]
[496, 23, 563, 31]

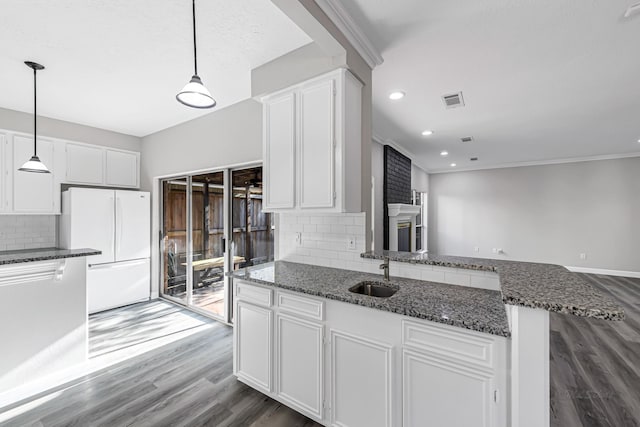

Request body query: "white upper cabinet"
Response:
[299, 78, 335, 209]
[0, 129, 140, 215]
[105, 149, 139, 188]
[262, 68, 362, 213]
[11, 136, 55, 213]
[66, 143, 104, 184]
[263, 92, 296, 209]
[64, 143, 139, 188]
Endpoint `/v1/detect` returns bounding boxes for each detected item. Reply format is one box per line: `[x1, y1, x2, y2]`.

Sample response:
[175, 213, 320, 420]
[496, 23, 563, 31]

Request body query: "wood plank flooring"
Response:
[550, 274, 640, 427]
[0, 273, 638, 426]
[0, 300, 320, 427]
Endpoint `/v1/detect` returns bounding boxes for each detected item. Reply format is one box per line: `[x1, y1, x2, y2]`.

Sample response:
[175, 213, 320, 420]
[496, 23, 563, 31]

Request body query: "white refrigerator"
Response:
[60, 187, 151, 314]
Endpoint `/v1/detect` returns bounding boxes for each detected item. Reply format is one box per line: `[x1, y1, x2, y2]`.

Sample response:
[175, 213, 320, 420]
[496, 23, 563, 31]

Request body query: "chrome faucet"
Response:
[379, 257, 390, 281]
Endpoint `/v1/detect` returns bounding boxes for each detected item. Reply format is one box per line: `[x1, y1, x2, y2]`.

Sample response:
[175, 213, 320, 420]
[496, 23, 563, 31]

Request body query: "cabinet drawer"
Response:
[402, 320, 495, 370]
[277, 291, 324, 321]
[236, 281, 272, 307]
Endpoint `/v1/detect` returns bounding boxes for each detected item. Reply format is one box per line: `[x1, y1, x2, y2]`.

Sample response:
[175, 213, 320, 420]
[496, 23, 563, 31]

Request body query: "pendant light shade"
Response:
[19, 156, 50, 173]
[19, 61, 50, 174]
[177, 75, 216, 109]
[176, 0, 216, 109]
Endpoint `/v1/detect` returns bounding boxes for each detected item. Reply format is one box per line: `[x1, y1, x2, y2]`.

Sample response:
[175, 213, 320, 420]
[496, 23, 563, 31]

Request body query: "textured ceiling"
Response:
[0, 0, 311, 136]
[341, 0, 640, 171]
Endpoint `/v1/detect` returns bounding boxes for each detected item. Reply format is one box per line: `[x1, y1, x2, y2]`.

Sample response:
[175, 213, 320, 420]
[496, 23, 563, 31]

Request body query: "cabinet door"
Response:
[13, 136, 55, 213]
[403, 349, 493, 427]
[330, 330, 393, 427]
[235, 301, 273, 392]
[263, 92, 296, 210]
[276, 313, 323, 420]
[105, 149, 138, 187]
[299, 79, 334, 209]
[66, 143, 104, 184]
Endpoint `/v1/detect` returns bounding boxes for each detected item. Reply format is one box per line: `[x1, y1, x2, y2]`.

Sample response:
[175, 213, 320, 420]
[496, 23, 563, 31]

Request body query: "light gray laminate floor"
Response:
[0, 300, 320, 427]
[550, 274, 640, 427]
[0, 273, 638, 426]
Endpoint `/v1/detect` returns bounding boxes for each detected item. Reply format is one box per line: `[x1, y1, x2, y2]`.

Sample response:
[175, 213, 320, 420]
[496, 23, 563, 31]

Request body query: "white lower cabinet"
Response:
[233, 280, 507, 427]
[276, 313, 324, 419]
[235, 300, 273, 393]
[402, 350, 494, 427]
[330, 330, 393, 427]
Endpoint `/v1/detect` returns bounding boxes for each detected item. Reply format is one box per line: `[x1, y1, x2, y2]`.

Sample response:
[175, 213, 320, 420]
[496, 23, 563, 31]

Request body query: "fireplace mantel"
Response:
[388, 203, 421, 252]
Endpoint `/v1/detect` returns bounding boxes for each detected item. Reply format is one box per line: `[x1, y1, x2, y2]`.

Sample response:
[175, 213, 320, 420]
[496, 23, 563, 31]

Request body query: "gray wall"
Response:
[372, 141, 384, 250]
[139, 99, 262, 190]
[428, 157, 640, 272]
[140, 99, 263, 299]
[0, 107, 141, 151]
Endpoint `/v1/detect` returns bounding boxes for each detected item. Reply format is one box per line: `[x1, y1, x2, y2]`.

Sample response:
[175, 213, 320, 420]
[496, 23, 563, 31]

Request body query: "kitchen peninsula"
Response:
[0, 247, 101, 405]
[230, 253, 623, 427]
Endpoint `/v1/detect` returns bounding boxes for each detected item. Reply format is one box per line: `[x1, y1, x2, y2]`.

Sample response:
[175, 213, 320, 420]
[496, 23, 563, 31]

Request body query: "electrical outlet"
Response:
[579, 253, 587, 260]
[474, 246, 480, 253]
[347, 236, 356, 250]
[497, 248, 504, 254]
[492, 248, 497, 254]
[295, 232, 302, 246]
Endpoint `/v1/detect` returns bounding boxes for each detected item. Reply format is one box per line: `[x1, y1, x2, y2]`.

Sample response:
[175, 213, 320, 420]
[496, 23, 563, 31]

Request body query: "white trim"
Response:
[315, 0, 384, 69]
[428, 152, 640, 174]
[565, 266, 640, 278]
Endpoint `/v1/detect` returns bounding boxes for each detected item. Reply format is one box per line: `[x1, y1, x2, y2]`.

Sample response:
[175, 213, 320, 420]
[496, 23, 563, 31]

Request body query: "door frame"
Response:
[157, 162, 263, 324]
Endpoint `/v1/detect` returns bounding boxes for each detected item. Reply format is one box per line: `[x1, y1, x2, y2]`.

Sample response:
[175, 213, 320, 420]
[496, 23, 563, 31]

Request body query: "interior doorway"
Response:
[160, 165, 273, 323]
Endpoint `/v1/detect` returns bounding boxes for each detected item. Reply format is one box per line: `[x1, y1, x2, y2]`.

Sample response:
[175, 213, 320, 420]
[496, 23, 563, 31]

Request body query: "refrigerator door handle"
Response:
[110, 196, 116, 259]
[89, 259, 148, 269]
[116, 196, 122, 257]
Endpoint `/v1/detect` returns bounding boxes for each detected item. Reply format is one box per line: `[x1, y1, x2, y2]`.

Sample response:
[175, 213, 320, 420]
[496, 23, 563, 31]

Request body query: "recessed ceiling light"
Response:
[637, 138, 640, 143]
[450, 163, 457, 167]
[421, 130, 434, 136]
[389, 91, 405, 100]
[440, 151, 448, 157]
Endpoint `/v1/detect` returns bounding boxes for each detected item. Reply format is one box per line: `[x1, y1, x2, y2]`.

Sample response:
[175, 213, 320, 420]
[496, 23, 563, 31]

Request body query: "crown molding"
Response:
[315, 0, 384, 69]
[372, 134, 431, 172]
[428, 152, 640, 174]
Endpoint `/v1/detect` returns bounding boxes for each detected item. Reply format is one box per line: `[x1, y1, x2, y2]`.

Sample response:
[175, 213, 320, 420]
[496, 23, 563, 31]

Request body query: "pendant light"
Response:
[176, 0, 216, 109]
[19, 61, 50, 174]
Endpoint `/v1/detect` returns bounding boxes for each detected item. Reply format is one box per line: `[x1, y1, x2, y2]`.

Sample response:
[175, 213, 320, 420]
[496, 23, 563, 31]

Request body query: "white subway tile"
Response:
[421, 270, 446, 282]
[443, 272, 472, 286]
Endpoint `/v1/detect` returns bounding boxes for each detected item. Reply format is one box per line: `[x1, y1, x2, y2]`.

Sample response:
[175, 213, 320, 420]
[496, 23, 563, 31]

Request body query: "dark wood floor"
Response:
[550, 274, 640, 427]
[0, 273, 638, 426]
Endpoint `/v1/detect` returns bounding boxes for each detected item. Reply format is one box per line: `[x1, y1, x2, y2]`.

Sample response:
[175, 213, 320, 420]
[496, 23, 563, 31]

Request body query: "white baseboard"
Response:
[565, 266, 640, 278]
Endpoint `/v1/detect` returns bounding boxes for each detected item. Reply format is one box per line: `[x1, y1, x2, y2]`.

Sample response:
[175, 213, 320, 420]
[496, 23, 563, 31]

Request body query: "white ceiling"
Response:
[341, 0, 640, 172]
[0, 0, 311, 137]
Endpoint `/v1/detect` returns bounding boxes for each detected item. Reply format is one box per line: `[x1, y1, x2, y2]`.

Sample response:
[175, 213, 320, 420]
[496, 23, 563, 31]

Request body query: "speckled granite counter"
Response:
[231, 261, 511, 337]
[361, 251, 624, 321]
[0, 248, 101, 265]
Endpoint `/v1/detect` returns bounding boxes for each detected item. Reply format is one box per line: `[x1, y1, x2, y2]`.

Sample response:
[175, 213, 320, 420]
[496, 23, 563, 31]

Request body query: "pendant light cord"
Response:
[192, 0, 198, 76]
[33, 67, 37, 157]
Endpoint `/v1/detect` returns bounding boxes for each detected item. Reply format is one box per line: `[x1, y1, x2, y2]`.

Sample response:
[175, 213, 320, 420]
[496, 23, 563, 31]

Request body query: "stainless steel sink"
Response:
[349, 281, 398, 298]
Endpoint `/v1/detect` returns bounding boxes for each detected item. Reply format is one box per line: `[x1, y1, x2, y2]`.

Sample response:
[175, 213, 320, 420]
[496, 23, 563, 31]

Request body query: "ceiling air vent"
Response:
[470, 157, 478, 161]
[461, 136, 474, 143]
[442, 92, 465, 109]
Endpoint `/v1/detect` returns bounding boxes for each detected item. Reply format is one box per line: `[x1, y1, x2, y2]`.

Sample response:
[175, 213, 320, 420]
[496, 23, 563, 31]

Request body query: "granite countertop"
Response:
[361, 250, 624, 321]
[0, 248, 102, 265]
[230, 261, 511, 337]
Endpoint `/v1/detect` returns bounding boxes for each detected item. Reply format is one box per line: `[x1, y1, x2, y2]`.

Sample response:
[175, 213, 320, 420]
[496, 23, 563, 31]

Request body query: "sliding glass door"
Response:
[160, 166, 272, 323]
[190, 171, 226, 317]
